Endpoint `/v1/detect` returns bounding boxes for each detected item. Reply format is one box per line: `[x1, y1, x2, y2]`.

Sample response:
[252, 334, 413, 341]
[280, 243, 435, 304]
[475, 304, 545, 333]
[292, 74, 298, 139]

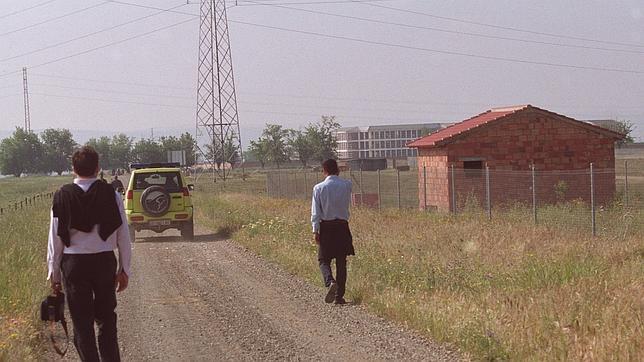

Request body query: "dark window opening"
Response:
[463, 160, 483, 177]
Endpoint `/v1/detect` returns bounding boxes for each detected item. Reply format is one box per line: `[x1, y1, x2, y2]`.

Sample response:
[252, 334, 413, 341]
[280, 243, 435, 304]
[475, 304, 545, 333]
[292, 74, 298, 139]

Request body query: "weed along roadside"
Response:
[193, 192, 643, 360]
[0, 206, 50, 359]
[0, 176, 66, 359]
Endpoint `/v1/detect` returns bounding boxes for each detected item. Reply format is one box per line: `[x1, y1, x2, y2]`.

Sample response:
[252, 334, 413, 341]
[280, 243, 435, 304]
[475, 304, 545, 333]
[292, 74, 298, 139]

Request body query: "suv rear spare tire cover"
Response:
[140, 186, 171, 217]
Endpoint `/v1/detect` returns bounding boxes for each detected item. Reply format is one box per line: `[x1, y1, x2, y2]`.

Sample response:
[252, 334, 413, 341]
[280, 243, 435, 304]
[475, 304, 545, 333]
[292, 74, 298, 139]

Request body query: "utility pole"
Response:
[22, 67, 31, 132]
[195, 0, 242, 181]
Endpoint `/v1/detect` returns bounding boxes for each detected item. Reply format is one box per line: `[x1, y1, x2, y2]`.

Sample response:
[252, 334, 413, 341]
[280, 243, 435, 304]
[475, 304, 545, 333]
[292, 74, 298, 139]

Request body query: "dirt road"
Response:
[59, 228, 460, 361]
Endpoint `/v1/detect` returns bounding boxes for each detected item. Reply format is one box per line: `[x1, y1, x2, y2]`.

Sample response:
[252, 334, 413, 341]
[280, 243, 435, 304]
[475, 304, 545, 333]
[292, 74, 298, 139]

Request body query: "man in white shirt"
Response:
[47, 146, 132, 362]
[311, 159, 355, 304]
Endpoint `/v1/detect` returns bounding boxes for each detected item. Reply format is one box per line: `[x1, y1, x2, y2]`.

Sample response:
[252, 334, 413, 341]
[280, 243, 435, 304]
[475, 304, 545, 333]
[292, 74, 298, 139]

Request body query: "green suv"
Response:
[125, 162, 194, 241]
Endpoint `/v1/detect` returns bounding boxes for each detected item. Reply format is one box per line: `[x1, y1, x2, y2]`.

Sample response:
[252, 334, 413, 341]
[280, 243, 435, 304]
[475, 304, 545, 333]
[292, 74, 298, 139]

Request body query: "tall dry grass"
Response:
[0, 175, 64, 360]
[194, 192, 643, 360]
[0, 206, 50, 360]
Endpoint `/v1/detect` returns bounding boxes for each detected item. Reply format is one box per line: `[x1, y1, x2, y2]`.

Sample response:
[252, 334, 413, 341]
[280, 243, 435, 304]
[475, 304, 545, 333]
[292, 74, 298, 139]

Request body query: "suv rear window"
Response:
[134, 172, 183, 192]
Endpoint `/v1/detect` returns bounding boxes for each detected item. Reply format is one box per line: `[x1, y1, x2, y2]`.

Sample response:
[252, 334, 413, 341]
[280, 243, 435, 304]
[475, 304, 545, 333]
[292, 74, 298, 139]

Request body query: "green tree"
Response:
[110, 133, 133, 170]
[205, 136, 240, 169]
[614, 120, 635, 148]
[86, 136, 112, 169]
[0, 128, 45, 177]
[179, 132, 197, 166]
[288, 129, 315, 167]
[131, 138, 164, 163]
[247, 138, 270, 168]
[261, 124, 290, 168]
[158, 133, 197, 166]
[419, 127, 433, 137]
[41, 128, 77, 175]
[308, 115, 340, 162]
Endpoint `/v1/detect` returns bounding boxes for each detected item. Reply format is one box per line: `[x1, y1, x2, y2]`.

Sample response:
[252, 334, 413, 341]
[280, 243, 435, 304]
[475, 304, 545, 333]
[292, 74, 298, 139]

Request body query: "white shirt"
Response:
[47, 178, 132, 283]
[311, 175, 352, 233]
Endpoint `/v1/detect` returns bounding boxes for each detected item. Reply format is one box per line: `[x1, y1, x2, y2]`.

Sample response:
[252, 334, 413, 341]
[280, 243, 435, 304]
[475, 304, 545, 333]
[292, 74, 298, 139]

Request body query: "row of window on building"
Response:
[336, 129, 423, 141]
[337, 139, 416, 151]
[357, 148, 418, 158]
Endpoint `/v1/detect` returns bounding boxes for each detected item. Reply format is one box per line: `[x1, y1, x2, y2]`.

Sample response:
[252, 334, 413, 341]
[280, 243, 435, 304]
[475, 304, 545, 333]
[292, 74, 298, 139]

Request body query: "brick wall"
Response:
[415, 109, 618, 211]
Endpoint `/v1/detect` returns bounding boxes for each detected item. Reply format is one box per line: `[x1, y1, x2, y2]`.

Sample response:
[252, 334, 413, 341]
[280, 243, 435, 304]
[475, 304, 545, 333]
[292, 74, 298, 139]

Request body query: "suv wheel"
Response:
[181, 220, 194, 241]
[140, 185, 171, 217]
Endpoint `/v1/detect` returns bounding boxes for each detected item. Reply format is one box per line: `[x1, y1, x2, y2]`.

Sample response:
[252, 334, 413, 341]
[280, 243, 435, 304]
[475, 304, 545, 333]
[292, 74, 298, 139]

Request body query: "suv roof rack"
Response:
[130, 162, 181, 170]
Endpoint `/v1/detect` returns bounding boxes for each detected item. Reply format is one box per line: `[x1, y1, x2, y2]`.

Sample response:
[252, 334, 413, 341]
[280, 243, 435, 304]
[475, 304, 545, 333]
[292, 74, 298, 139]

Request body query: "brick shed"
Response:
[408, 105, 624, 212]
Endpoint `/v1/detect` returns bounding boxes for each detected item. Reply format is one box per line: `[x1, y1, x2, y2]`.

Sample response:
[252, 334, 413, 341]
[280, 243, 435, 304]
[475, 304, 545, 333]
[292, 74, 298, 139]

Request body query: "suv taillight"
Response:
[181, 187, 190, 197]
[127, 190, 133, 200]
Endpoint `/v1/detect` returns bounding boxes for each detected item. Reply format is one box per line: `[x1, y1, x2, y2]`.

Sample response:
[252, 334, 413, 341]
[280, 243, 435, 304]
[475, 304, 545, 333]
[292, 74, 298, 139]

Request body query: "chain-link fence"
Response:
[266, 160, 642, 237]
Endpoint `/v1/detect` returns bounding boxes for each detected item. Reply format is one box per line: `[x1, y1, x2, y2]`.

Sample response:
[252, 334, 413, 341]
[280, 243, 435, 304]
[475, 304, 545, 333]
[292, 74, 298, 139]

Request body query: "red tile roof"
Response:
[407, 104, 623, 148]
[407, 105, 529, 148]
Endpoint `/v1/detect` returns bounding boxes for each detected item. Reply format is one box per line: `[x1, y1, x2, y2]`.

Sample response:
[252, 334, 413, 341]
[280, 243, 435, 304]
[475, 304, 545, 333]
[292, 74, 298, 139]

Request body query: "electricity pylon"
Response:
[195, 0, 242, 181]
[22, 67, 31, 132]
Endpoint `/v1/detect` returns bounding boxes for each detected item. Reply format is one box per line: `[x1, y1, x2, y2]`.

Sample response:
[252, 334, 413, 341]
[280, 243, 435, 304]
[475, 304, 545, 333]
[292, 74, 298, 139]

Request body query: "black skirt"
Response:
[318, 220, 355, 260]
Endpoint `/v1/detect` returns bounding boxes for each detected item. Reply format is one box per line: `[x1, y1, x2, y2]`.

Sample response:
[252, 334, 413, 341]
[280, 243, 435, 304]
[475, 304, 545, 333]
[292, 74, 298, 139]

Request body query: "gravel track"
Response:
[52, 228, 461, 361]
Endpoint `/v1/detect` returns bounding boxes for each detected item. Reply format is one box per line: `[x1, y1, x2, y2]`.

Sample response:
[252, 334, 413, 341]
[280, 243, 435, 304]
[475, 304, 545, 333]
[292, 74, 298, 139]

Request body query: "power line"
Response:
[94, 1, 644, 73]
[28, 91, 434, 122]
[0, 2, 191, 64]
[0, 0, 59, 21]
[0, 17, 197, 78]
[0, 1, 109, 38]
[364, 2, 644, 50]
[31, 92, 193, 109]
[22, 72, 644, 110]
[244, 0, 644, 54]
[31, 83, 194, 100]
[229, 19, 644, 74]
[30, 73, 193, 90]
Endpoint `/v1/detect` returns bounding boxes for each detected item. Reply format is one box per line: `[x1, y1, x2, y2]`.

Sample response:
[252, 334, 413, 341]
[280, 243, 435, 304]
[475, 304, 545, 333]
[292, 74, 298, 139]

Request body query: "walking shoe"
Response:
[334, 297, 346, 305]
[325, 282, 338, 303]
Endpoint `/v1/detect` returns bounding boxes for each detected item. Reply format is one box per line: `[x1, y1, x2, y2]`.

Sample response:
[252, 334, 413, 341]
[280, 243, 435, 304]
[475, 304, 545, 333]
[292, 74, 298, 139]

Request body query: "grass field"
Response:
[0, 175, 71, 360]
[0, 206, 50, 360]
[1, 164, 642, 360]
[193, 190, 643, 360]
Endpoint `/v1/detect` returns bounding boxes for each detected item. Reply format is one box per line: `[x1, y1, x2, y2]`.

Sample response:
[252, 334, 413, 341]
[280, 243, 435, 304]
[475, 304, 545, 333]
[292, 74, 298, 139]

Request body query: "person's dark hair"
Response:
[322, 159, 339, 175]
[72, 146, 99, 177]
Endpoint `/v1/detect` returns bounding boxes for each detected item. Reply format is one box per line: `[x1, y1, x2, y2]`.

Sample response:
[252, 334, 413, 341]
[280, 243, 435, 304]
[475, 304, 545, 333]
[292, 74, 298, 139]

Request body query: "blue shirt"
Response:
[311, 175, 352, 233]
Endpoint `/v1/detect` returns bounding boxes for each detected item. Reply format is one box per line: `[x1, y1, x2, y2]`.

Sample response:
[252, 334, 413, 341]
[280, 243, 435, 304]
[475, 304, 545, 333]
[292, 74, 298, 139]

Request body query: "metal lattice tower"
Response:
[195, 0, 242, 181]
[22, 67, 31, 132]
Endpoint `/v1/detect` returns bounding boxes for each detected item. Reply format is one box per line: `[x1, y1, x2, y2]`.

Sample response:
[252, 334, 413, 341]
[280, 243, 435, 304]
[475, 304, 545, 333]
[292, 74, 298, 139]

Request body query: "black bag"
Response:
[40, 293, 69, 357]
[40, 293, 65, 322]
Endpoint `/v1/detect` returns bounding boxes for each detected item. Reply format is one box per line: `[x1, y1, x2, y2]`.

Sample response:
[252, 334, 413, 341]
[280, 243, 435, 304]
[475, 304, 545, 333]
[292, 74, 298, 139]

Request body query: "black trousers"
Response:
[61, 251, 120, 362]
[319, 255, 347, 298]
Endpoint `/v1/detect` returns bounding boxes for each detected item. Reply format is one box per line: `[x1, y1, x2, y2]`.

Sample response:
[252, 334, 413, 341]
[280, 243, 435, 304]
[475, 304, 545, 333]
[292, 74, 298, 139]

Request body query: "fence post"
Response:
[293, 171, 298, 198]
[624, 160, 629, 209]
[277, 172, 282, 198]
[485, 164, 491, 220]
[304, 169, 308, 196]
[423, 165, 427, 210]
[266, 173, 270, 196]
[396, 168, 401, 209]
[451, 164, 456, 214]
[377, 169, 381, 210]
[532, 165, 537, 224]
[359, 166, 364, 207]
[590, 163, 596, 237]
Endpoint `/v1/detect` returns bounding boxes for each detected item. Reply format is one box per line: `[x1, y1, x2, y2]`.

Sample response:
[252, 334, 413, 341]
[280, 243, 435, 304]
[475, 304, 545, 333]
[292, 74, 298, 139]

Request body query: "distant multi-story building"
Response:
[334, 123, 448, 160]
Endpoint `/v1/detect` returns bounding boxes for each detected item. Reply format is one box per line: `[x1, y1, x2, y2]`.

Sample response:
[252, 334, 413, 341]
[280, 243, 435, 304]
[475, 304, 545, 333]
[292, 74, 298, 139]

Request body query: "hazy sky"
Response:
[0, 0, 643, 146]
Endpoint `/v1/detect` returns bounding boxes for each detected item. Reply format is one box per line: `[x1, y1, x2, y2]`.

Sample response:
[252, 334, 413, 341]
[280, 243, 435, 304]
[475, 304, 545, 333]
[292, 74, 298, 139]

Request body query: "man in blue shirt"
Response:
[311, 159, 355, 304]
